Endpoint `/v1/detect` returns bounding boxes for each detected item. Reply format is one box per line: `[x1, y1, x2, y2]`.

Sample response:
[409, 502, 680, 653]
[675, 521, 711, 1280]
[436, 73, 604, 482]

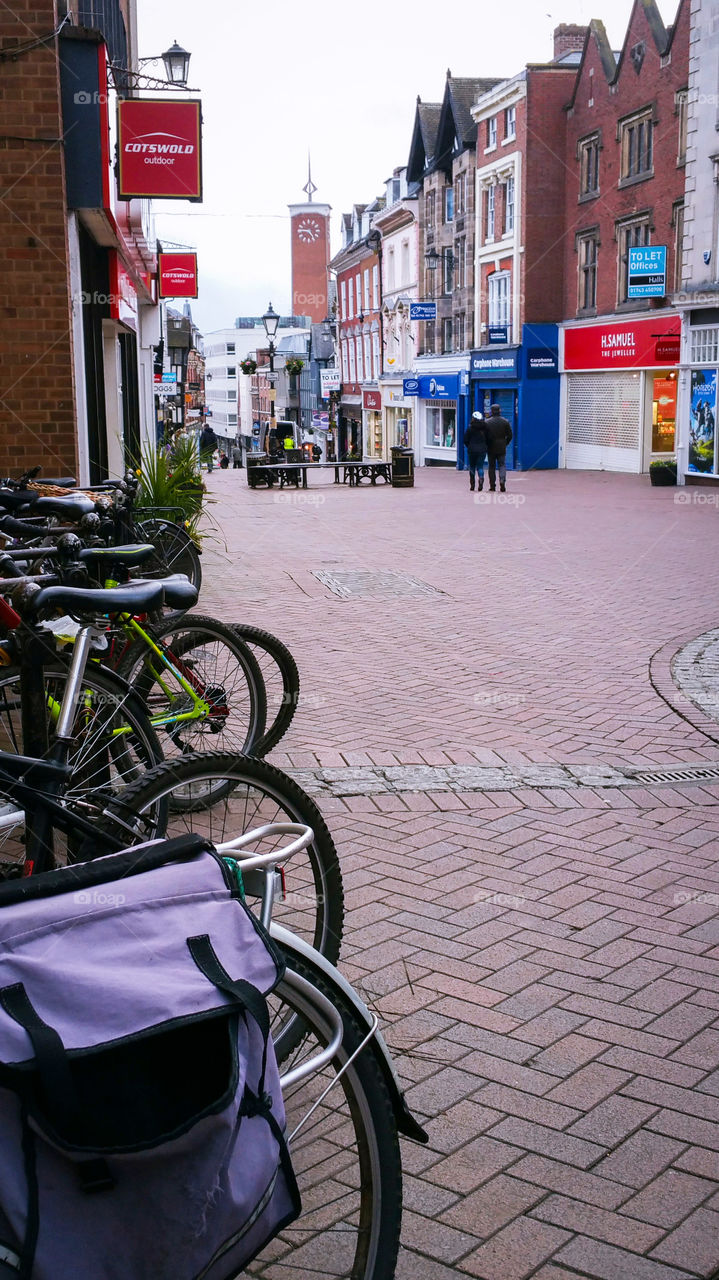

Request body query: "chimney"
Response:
[553, 23, 588, 60]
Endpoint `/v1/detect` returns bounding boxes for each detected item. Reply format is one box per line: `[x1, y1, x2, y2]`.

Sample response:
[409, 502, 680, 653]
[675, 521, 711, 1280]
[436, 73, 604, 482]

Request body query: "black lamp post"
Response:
[262, 302, 280, 450]
[161, 41, 192, 86]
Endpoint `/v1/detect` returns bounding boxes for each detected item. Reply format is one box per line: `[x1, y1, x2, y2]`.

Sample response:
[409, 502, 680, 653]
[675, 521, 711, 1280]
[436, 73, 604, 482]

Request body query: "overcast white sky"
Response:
[137, 0, 677, 334]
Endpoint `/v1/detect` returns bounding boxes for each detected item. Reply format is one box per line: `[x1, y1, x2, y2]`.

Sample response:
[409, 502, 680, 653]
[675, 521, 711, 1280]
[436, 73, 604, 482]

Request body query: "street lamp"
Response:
[161, 41, 192, 86]
[262, 302, 280, 451]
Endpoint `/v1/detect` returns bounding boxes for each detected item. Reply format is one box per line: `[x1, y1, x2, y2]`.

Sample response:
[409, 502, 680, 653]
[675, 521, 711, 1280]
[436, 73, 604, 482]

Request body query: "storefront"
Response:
[677, 313, 719, 485]
[339, 394, 362, 459]
[362, 389, 383, 458]
[378, 382, 413, 460]
[560, 314, 680, 473]
[467, 324, 560, 472]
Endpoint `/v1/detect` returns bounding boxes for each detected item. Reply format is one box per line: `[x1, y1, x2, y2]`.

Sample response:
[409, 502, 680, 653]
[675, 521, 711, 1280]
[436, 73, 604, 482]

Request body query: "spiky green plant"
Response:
[136, 436, 206, 540]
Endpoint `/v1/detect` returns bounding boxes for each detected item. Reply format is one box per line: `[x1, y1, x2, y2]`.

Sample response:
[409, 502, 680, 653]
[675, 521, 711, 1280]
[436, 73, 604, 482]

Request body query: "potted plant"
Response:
[649, 458, 677, 486]
[240, 358, 257, 375]
[285, 357, 304, 376]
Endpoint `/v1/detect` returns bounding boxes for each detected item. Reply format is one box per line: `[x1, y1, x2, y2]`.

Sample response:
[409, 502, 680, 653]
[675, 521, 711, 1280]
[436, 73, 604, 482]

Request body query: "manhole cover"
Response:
[313, 569, 445, 599]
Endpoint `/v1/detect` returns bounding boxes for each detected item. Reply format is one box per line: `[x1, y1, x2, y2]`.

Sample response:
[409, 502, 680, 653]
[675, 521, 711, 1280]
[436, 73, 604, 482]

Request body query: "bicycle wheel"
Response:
[135, 517, 202, 594]
[229, 624, 300, 757]
[247, 942, 403, 1279]
[103, 751, 344, 962]
[0, 663, 164, 867]
[117, 615, 267, 766]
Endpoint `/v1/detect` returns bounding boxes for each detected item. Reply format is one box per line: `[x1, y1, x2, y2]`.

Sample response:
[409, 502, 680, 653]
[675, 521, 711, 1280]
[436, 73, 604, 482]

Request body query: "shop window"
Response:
[505, 105, 516, 140]
[617, 217, 651, 304]
[425, 402, 457, 449]
[579, 133, 600, 197]
[619, 109, 653, 183]
[577, 231, 598, 312]
[488, 271, 510, 329]
[689, 368, 718, 474]
[651, 371, 677, 453]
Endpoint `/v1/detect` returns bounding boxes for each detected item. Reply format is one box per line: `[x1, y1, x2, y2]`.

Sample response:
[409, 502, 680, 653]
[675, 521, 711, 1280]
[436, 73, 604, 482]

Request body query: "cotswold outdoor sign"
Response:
[117, 100, 203, 201]
[158, 252, 198, 298]
[563, 315, 681, 371]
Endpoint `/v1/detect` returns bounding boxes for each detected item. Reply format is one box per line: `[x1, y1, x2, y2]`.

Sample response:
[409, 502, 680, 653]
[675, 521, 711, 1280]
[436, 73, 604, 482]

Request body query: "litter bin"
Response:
[391, 446, 415, 488]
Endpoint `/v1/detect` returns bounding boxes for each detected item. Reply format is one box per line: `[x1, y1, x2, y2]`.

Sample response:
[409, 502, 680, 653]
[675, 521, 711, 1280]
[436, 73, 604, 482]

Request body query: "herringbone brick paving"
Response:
[204, 468, 719, 1277]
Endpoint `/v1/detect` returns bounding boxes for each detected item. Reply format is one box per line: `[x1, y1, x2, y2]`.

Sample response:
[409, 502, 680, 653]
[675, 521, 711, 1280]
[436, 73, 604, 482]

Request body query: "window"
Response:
[228, 414, 237, 426]
[426, 190, 436, 229]
[486, 186, 495, 240]
[443, 248, 454, 295]
[455, 171, 466, 217]
[363, 269, 370, 313]
[676, 89, 688, 165]
[488, 271, 510, 328]
[691, 328, 719, 364]
[505, 105, 516, 140]
[426, 403, 457, 449]
[504, 176, 515, 234]
[579, 133, 600, 196]
[356, 336, 364, 382]
[455, 237, 466, 289]
[617, 216, 651, 303]
[442, 317, 453, 352]
[619, 109, 653, 181]
[356, 274, 361, 316]
[348, 277, 354, 319]
[444, 186, 454, 223]
[341, 279, 347, 319]
[364, 333, 372, 380]
[348, 340, 356, 382]
[455, 313, 465, 351]
[341, 339, 349, 381]
[673, 201, 684, 292]
[487, 117, 497, 149]
[372, 265, 379, 308]
[227, 366, 236, 378]
[227, 390, 237, 401]
[401, 240, 409, 287]
[425, 321, 435, 354]
[577, 231, 598, 311]
[386, 247, 395, 291]
[372, 330, 380, 376]
[226, 343, 235, 354]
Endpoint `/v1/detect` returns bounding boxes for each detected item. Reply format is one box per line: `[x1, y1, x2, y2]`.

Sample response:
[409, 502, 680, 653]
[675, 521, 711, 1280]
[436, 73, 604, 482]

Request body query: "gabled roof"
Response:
[407, 97, 442, 185]
[613, 0, 669, 82]
[442, 73, 503, 149]
[567, 1, 684, 109]
[566, 19, 620, 109]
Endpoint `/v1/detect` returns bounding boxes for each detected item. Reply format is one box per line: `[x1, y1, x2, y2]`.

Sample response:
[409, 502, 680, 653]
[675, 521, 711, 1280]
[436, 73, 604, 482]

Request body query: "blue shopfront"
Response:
[464, 323, 560, 471]
[412, 367, 471, 467]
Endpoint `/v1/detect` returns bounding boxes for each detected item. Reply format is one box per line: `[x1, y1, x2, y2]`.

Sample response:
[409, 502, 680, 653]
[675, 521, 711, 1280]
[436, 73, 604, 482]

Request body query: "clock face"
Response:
[297, 217, 322, 243]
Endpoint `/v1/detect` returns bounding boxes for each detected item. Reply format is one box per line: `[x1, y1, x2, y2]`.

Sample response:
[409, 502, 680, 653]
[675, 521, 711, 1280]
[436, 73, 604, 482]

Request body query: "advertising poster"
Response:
[689, 369, 717, 473]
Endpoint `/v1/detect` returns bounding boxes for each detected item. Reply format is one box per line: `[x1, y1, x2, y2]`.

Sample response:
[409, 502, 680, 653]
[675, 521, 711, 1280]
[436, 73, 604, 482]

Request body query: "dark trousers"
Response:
[232, 460, 241, 468]
[488, 452, 507, 488]
[467, 450, 486, 484]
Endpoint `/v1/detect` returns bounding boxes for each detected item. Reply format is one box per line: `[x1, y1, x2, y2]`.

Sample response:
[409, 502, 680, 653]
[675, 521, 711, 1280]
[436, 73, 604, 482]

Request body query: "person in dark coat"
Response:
[199, 424, 218, 472]
[484, 404, 513, 492]
[463, 411, 487, 492]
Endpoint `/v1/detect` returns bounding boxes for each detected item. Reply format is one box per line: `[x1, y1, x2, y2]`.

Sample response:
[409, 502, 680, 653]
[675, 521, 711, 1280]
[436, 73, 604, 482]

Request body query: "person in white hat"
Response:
[463, 411, 487, 492]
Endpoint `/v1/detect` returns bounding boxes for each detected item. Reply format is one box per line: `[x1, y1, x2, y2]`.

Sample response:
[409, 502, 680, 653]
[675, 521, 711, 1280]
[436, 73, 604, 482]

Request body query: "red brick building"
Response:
[330, 204, 383, 459]
[560, 0, 689, 472]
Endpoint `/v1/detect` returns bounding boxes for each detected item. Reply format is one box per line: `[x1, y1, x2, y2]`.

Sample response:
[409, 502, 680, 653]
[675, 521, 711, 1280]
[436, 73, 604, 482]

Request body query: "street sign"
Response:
[410, 302, 436, 321]
[628, 246, 667, 298]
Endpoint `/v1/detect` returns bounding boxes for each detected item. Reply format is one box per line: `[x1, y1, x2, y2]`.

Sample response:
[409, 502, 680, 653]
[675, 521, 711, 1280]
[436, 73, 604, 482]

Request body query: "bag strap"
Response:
[0, 984, 82, 1138]
[187, 934, 270, 1095]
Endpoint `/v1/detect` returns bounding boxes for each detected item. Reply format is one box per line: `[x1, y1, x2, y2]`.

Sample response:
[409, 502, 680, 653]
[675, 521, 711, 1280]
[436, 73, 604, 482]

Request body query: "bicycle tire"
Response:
[0, 662, 164, 868]
[228, 623, 300, 756]
[135, 517, 202, 596]
[248, 942, 403, 1280]
[117, 614, 267, 767]
[102, 750, 344, 963]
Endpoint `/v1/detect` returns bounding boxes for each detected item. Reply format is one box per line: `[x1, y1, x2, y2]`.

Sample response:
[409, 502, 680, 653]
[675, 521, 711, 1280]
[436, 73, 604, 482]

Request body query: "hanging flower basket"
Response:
[240, 359, 257, 375]
[285, 357, 304, 376]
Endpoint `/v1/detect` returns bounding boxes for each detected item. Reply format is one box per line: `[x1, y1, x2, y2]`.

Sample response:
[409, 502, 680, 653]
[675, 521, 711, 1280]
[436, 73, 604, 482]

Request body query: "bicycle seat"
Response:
[126, 573, 198, 611]
[38, 476, 77, 487]
[0, 488, 39, 511]
[28, 581, 164, 617]
[78, 544, 156, 569]
[33, 495, 95, 519]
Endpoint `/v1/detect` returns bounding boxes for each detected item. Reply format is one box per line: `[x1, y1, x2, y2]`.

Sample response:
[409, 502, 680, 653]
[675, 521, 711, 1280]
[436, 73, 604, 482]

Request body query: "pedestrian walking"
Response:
[484, 404, 513, 492]
[231, 443, 242, 469]
[463, 411, 487, 492]
[199, 424, 218, 473]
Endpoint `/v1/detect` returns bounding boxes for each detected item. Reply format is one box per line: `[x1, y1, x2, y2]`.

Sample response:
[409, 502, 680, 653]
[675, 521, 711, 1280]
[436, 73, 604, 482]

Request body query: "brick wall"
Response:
[0, 1, 77, 477]
[523, 67, 579, 322]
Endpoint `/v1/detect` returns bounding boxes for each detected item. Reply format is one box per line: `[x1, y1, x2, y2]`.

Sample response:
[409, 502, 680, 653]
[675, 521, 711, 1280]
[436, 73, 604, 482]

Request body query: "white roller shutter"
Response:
[565, 372, 642, 472]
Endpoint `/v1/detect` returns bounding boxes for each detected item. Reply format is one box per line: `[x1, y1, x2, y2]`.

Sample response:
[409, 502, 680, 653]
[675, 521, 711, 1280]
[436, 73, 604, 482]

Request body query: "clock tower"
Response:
[289, 164, 331, 322]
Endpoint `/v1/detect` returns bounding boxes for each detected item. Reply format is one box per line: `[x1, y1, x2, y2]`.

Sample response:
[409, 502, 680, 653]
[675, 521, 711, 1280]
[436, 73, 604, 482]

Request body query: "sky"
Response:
[136, 0, 678, 335]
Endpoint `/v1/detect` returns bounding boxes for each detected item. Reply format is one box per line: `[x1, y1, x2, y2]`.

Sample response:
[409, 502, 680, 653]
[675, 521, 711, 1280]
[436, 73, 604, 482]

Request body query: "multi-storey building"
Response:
[675, 0, 719, 485]
[469, 27, 586, 471]
[368, 168, 419, 460]
[330, 202, 384, 459]
[560, 0, 689, 473]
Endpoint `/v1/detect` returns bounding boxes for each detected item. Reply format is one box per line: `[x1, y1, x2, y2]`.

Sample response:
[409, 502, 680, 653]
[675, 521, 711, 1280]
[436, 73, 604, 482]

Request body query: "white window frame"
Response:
[341, 279, 347, 319]
[356, 335, 364, 382]
[372, 330, 380, 376]
[372, 265, 379, 308]
[348, 339, 356, 383]
[487, 116, 497, 150]
[348, 278, 354, 319]
[227, 366, 236, 378]
[504, 176, 515, 235]
[488, 271, 510, 328]
[226, 342, 235, 355]
[504, 105, 516, 141]
[363, 269, 370, 313]
[486, 186, 495, 240]
[356, 274, 362, 316]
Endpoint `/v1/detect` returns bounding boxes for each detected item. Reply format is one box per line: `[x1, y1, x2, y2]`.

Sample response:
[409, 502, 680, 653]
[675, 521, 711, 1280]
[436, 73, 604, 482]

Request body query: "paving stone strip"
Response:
[288, 761, 719, 796]
[673, 629, 719, 727]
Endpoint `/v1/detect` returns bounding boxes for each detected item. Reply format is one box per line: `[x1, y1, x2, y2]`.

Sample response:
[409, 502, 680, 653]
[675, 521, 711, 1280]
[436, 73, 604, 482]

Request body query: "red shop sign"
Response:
[563, 314, 680, 371]
[117, 99, 202, 201]
[109, 252, 138, 330]
[158, 252, 198, 298]
[362, 390, 381, 410]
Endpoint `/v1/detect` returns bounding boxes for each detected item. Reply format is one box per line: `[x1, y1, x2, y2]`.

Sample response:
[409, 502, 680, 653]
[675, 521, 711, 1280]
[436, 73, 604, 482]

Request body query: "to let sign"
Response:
[320, 369, 341, 394]
[627, 246, 667, 298]
[117, 99, 203, 201]
[158, 252, 198, 298]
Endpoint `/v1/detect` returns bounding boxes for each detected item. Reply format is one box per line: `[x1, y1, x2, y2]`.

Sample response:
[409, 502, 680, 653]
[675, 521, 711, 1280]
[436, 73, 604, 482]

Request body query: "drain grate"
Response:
[631, 764, 719, 784]
[313, 569, 445, 600]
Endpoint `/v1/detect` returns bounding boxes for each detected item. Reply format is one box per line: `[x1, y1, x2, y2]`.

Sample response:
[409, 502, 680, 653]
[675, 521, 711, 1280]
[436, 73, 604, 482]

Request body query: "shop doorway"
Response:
[119, 331, 140, 468]
[477, 388, 517, 469]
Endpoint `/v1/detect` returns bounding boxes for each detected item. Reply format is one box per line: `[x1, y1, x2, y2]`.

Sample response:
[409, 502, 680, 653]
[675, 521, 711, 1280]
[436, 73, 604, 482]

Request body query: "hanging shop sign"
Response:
[158, 252, 199, 298]
[410, 302, 437, 321]
[117, 99, 203, 201]
[488, 326, 508, 344]
[417, 375, 459, 399]
[402, 378, 420, 397]
[362, 389, 382, 411]
[627, 246, 667, 299]
[320, 369, 341, 394]
[109, 252, 138, 330]
[563, 315, 680, 371]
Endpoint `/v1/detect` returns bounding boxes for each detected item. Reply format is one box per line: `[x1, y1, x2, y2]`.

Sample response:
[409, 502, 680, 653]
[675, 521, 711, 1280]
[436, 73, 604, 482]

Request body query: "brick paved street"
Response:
[204, 467, 719, 1279]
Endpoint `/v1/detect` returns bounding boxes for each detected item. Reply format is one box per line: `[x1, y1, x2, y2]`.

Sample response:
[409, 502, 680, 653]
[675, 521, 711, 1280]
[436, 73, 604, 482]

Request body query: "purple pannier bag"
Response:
[0, 834, 300, 1279]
